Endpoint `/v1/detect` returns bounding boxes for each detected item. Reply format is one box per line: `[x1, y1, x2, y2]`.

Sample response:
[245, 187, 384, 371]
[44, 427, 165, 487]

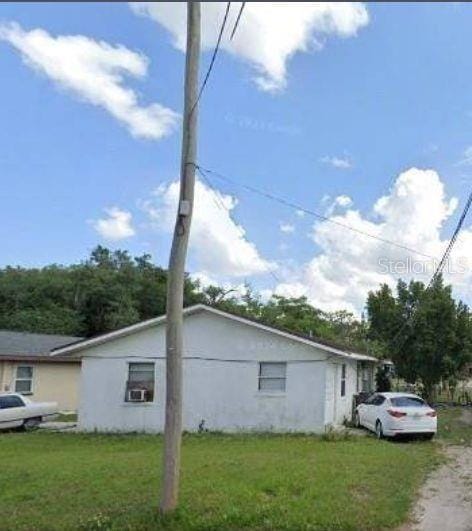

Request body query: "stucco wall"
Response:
[79, 311, 333, 433]
[0, 361, 80, 411]
[324, 360, 358, 426]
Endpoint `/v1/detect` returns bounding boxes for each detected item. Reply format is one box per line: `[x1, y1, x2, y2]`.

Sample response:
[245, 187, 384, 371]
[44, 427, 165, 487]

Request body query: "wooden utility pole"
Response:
[160, 1, 200, 514]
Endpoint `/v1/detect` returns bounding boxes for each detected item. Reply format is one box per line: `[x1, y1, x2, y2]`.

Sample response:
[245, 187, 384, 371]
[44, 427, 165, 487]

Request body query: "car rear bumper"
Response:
[383, 426, 437, 437]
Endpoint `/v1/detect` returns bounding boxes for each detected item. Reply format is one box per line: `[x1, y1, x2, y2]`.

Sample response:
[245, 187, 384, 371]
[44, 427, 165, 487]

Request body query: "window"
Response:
[372, 395, 386, 406]
[258, 362, 286, 392]
[0, 395, 25, 409]
[364, 394, 379, 405]
[340, 364, 346, 397]
[358, 363, 372, 392]
[125, 363, 155, 402]
[390, 396, 426, 408]
[15, 366, 33, 394]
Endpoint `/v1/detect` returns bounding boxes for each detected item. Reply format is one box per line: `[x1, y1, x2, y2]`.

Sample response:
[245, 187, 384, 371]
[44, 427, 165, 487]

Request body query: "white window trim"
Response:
[15, 365, 34, 395]
[124, 361, 156, 404]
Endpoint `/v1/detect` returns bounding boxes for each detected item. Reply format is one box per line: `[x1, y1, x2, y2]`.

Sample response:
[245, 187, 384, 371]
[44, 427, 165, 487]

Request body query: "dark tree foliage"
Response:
[0, 247, 370, 351]
[367, 276, 472, 400]
[375, 365, 392, 392]
[0, 246, 203, 337]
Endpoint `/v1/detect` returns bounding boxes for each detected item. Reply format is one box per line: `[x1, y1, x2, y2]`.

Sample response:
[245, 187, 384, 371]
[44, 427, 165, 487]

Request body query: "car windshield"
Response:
[390, 396, 426, 407]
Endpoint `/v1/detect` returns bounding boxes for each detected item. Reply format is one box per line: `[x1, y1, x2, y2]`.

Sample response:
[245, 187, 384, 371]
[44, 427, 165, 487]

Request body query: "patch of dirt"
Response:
[459, 408, 472, 425]
[404, 445, 472, 531]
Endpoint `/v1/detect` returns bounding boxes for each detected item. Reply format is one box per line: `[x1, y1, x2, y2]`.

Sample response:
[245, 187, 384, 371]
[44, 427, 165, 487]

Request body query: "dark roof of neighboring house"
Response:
[0, 330, 83, 362]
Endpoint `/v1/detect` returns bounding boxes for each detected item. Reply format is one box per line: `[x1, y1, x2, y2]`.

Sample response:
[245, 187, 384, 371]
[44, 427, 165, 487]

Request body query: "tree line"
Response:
[1, 246, 471, 399]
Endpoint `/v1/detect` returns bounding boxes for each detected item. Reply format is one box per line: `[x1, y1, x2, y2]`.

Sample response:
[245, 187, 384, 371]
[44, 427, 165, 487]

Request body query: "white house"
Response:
[52, 304, 378, 433]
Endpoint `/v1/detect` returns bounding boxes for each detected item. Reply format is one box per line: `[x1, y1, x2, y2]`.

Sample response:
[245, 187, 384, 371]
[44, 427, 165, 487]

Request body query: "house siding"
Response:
[79, 311, 330, 433]
[0, 360, 80, 411]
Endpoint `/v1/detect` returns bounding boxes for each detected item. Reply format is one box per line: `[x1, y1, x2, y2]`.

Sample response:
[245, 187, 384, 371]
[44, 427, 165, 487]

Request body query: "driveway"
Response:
[405, 409, 472, 531]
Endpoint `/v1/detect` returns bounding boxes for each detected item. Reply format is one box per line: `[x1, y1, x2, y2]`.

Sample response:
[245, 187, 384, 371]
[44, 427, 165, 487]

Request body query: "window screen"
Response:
[258, 362, 286, 392]
[15, 366, 33, 394]
[125, 362, 155, 402]
[341, 364, 346, 397]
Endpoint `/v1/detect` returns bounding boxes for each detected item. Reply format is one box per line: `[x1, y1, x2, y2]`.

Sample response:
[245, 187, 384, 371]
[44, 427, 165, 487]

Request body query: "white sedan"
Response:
[355, 392, 437, 439]
[0, 393, 58, 431]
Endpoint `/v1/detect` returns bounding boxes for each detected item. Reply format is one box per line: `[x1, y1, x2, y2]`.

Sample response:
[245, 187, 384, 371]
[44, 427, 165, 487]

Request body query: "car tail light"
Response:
[426, 410, 437, 417]
[387, 409, 407, 418]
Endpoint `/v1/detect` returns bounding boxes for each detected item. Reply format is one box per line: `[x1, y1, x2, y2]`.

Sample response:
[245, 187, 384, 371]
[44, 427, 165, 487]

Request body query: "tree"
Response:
[0, 246, 202, 337]
[367, 276, 472, 401]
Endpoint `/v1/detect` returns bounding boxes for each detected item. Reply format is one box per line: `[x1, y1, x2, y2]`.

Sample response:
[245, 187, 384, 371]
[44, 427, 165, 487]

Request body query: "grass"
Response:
[55, 412, 78, 423]
[436, 406, 472, 446]
[0, 431, 440, 531]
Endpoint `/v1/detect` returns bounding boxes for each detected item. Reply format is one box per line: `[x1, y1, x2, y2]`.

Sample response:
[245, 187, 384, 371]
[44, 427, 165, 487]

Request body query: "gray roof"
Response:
[0, 330, 83, 359]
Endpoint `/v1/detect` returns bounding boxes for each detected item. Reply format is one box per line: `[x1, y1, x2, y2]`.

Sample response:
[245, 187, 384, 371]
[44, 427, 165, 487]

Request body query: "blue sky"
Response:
[1, 2, 472, 314]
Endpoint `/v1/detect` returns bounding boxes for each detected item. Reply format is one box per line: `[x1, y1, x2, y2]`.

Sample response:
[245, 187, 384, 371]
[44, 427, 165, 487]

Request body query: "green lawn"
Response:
[1, 430, 440, 531]
[55, 412, 78, 423]
[437, 406, 472, 445]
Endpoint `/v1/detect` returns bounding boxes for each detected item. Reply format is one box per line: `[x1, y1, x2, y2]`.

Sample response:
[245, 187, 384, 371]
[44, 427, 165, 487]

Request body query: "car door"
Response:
[369, 394, 386, 428]
[358, 394, 377, 429]
[0, 395, 27, 429]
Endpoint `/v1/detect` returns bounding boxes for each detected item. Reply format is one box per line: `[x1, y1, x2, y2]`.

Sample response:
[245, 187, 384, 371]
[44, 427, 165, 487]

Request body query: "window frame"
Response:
[258, 362, 287, 393]
[125, 362, 155, 403]
[340, 363, 346, 397]
[14, 365, 34, 395]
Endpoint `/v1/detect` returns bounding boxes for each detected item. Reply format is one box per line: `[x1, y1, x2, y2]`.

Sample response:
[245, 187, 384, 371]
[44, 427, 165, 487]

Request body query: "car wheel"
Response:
[375, 420, 384, 440]
[23, 418, 41, 432]
[354, 412, 361, 428]
[423, 433, 435, 441]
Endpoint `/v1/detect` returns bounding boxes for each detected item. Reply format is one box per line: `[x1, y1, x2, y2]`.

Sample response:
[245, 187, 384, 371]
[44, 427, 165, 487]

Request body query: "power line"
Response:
[390, 189, 472, 352]
[197, 164, 438, 260]
[190, 2, 231, 115]
[197, 166, 281, 285]
[428, 190, 472, 287]
[230, 2, 246, 39]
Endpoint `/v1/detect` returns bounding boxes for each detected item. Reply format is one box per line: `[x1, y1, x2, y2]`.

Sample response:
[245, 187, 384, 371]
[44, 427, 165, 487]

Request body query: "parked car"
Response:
[0, 393, 58, 431]
[355, 392, 437, 439]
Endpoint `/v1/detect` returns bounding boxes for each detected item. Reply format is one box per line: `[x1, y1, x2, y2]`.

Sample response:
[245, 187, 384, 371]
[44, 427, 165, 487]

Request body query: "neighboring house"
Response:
[0, 331, 82, 411]
[53, 304, 378, 433]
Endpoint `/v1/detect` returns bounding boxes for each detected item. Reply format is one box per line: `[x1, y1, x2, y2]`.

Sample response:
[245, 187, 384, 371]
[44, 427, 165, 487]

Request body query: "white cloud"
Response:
[0, 22, 178, 139]
[296, 209, 305, 218]
[320, 155, 352, 169]
[325, 194, 353, 216]
[92, 207, 136, 241]
[142, 179, 274, 278]
[279, 222, 295, 234]
[335, 195, 353, 207]
[130, 2, 369, 92]
[273, 168, 472, 314]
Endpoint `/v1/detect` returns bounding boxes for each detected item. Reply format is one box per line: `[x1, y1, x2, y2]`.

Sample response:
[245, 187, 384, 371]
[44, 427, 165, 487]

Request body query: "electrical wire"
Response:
[190, 2, 231, 116]
[230, 2, 246, 39]
[197, 166, 281, 285]
[428, 191, 472, 287]
[197, 164, 438, 260]
[390, 189, 472, 352]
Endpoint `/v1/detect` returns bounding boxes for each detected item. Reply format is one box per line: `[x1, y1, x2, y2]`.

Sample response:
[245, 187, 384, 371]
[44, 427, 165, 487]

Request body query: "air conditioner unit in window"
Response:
[127, 389, 147, 402]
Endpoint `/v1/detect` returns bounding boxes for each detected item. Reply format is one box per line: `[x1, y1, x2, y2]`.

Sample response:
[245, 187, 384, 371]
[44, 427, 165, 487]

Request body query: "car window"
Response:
[364, 394, 378, 405]
[0, 395, 25, 409]
[373, 395, 386, 406]
[390, 396, 426, 407]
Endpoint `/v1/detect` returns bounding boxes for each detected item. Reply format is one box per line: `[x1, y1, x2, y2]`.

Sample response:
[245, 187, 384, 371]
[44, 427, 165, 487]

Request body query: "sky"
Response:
[1, 2, 472, 315]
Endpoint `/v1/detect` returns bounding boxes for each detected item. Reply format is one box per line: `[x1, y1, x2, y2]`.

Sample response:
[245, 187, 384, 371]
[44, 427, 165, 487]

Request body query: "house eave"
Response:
[51, 304, 378, 363]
